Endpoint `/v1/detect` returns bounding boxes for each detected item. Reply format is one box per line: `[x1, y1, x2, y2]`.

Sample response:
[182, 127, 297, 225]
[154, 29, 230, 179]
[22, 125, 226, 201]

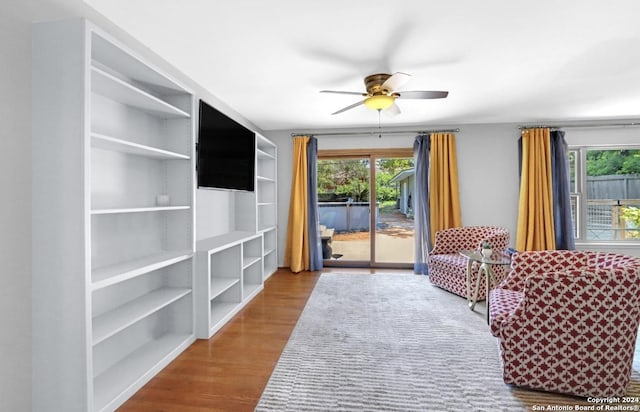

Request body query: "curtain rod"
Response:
[519, 122, 640, 130]
[290, 128, 460, 137]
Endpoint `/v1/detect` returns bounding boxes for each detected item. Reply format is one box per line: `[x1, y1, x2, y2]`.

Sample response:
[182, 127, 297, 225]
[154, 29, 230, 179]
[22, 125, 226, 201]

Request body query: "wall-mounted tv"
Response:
[197, 99, 255, 192]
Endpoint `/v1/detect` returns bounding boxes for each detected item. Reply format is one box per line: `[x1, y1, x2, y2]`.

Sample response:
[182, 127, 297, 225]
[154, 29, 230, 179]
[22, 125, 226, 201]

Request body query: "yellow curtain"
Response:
[516, 128, 556, 251]
[429, 133, 462, 240]
[284, 136, 310, 273]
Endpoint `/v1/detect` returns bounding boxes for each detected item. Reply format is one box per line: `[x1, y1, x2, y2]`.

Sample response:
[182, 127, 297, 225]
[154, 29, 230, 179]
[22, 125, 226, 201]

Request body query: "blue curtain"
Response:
[550, 130, 575, 250]
[413, 134, 431, 274]
[306, 137, 323, 270]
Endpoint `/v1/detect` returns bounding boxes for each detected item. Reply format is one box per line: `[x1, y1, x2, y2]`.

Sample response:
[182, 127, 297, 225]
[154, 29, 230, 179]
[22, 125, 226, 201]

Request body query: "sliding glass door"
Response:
[317, 149, 414, 268]
[375, 157, 415, 264]
[317, 157, 371, 263]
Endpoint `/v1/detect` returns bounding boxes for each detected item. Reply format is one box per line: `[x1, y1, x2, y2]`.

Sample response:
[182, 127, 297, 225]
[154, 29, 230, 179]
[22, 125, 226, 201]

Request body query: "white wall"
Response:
[0, 9, 32, 411]
[195, 188, 235, 240]
[266, 123, 640, 266]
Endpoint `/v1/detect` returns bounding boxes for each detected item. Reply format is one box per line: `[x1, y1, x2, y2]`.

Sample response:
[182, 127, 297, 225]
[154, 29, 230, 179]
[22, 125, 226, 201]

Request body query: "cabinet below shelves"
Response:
[196, 231, 265, 339]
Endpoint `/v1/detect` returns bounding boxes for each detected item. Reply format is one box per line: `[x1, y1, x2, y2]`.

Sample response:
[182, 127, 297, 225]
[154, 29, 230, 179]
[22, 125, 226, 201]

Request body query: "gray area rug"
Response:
[256, 273, 640, 412]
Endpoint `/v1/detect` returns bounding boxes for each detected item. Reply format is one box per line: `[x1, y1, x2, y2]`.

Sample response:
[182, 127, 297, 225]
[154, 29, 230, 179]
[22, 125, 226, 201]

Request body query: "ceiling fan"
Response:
[321, 72, 448, 116]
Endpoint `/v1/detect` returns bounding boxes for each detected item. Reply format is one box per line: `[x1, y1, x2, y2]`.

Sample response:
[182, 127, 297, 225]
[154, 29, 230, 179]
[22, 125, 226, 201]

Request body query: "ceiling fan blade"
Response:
[381, 72, 411, 92]
[321, 90, 367, 96]
[397, 90, 449, 99]
[331, 100, 365, 115]
[384, 102, 401, 117]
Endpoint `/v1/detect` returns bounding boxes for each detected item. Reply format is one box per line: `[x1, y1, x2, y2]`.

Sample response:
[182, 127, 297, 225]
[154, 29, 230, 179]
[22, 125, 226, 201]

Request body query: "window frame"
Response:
[569, 144, 640, 245]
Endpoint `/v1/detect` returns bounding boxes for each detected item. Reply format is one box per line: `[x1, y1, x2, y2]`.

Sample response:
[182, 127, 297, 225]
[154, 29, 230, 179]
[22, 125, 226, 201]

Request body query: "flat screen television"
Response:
[197, 99, 255, 191]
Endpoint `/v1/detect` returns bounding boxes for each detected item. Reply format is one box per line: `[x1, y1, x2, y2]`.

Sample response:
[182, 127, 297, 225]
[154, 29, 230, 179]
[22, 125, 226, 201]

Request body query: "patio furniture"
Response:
[489, 250, 640, 397]
[427, 226, 510, 299]
[320, 225, 335, 259]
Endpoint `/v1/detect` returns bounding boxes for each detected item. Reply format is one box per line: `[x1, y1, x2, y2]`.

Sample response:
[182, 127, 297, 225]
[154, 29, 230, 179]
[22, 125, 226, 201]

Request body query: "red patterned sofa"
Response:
[489, 250, 640, 397]
[428, 226, 510, 299]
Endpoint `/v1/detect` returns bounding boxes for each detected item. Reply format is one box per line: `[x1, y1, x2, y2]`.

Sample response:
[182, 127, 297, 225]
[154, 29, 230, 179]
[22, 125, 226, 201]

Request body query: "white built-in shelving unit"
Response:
[195, 231, 264, 338]
[256, 135, 278, 278]
[32, 19, 195, 412]
[235, 134, 278, 278]
[194, 134, 278, 338]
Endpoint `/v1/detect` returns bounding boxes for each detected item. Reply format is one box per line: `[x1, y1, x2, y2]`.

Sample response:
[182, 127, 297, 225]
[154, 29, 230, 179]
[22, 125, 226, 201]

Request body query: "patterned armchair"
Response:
[489, 250, 640, 397]
[427, 226, 510, 298]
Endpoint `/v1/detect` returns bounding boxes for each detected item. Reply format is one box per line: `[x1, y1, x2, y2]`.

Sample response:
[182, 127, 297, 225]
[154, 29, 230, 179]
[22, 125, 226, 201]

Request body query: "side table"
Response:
[459, 250, 512, 323]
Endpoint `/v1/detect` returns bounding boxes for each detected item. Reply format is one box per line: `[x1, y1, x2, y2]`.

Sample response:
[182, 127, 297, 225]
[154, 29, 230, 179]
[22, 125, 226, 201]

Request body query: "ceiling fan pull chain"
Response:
[378, 109, 382, 138]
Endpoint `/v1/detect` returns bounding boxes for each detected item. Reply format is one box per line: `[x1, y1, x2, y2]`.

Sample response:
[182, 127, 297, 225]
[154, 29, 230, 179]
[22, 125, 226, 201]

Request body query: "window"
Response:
[570, 147, 640, 242]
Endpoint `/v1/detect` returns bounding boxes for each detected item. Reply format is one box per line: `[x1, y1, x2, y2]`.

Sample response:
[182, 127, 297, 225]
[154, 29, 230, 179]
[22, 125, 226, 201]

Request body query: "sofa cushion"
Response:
[429, 254, 467, 277]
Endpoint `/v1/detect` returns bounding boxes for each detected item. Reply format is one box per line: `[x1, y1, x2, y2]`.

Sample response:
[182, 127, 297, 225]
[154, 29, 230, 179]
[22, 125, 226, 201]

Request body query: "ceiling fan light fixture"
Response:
[364, 94, 395, 111]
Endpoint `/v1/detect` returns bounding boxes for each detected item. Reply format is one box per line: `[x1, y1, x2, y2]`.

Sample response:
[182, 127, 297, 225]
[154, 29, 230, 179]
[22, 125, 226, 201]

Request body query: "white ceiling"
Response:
[80, 0, 640, 131]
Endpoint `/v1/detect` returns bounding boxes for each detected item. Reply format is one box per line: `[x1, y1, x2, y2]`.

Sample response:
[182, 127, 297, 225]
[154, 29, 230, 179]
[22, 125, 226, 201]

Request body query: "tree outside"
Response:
[587, 149, 640, 176]
[318, 158, 414, 207]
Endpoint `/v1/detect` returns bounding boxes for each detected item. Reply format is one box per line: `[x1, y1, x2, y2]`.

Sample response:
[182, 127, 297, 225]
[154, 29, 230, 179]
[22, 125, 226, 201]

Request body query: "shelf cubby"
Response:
[263, 228, 277, 279]
[93, 332, 192, 412]
[91, 133, 190, 160]
[243, 261, 263, 300]
[92, 287, 191, 345]
[257, 148, 275, 160]
[210, 277, 240, 300]
[91, 209, 192, 270]
[91, 65, 190, 119]
[91, 249, 192, 290]
[91, 141, 192, 211]
[210, 284, 242, 328]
